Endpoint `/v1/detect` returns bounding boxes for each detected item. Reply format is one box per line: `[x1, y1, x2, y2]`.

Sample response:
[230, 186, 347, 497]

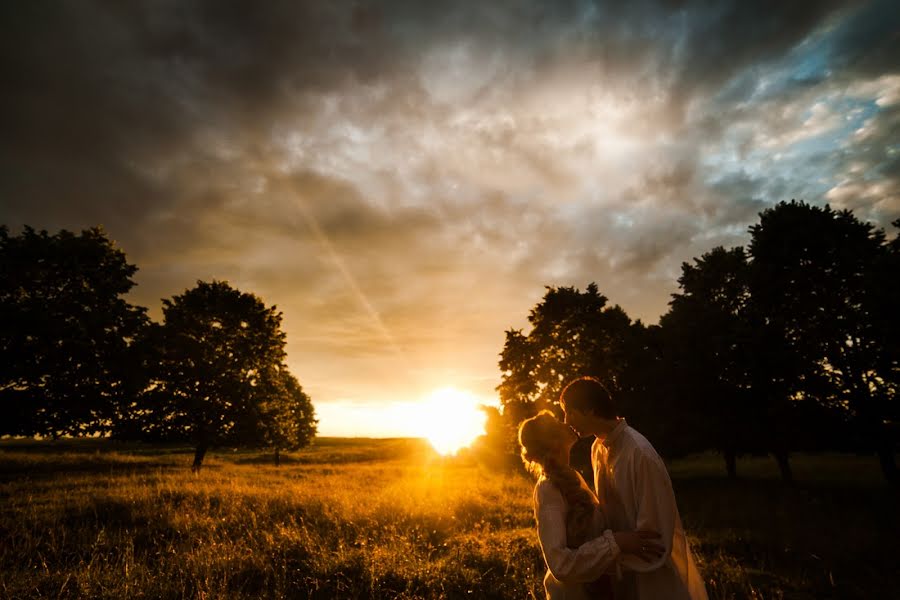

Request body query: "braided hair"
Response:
[518, 410, 598, 547]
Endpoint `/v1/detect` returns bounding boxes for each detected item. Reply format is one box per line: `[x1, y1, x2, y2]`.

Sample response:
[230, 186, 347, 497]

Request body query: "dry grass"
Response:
[0, 440, 896, 599]
[0, 440, 543, 599]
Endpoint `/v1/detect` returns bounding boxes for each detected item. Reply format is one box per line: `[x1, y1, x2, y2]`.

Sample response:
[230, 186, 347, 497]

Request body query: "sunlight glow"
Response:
[418, 387, 488, 456]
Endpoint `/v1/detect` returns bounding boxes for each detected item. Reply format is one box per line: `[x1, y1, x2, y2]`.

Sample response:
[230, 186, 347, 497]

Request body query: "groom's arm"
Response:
[618, 450, 677, 573]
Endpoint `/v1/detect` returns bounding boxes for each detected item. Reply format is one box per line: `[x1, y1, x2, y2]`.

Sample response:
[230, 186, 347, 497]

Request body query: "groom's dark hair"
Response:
[560, 376, 616, 419]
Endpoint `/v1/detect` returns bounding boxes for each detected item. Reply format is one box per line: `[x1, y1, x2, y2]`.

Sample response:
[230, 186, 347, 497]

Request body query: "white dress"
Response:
[533, 476, 621, 600]
[592, 420, 708, 600]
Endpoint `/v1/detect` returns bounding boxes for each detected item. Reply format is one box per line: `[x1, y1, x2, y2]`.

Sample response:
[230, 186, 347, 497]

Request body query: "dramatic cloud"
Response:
[2, 0, 898, 434]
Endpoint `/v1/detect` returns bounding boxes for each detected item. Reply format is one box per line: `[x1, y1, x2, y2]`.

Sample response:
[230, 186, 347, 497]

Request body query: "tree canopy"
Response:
[748, 201, 897, 482]
[498, 283, 633, 413]
[134, 280, 314, 470]
[494, 201, 898, 483]
[0, 226, 147, 437]
[660, 247, 761, 474]
[259, 370, 318, 465]
[2, 225, 318, 471]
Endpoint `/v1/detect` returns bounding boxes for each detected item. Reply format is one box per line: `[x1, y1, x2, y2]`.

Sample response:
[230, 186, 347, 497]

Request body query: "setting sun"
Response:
[418, 387, 488, 456]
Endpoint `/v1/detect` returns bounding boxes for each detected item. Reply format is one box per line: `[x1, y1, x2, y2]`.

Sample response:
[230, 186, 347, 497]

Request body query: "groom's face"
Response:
[562, 405, 590, 437]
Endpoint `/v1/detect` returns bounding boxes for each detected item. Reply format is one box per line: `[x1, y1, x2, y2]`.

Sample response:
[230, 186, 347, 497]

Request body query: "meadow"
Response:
[0, 439, 897, 599]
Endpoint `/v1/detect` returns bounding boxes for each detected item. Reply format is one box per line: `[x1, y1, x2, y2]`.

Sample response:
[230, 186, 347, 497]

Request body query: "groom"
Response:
[561, 376, 708, 600]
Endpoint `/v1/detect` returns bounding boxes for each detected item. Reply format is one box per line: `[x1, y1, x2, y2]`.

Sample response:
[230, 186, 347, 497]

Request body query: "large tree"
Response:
[661, 246, 791, 478]
[0, 226, 147, 437]
[873, 219, 900, 448]
[135, 280, 312, 471]
[259, 370, 318, 466]
[498, 284, 634, 414]
[613, 320, 689, 460]
[749, 201, 897, 483]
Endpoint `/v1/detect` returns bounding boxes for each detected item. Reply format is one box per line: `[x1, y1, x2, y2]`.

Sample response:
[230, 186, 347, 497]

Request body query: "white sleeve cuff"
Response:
[602, 529, 620, 558]
[603, 529, 623, 580]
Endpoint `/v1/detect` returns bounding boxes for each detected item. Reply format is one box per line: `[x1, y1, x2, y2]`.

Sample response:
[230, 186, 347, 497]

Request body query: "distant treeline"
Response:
[0, 226, 317, 470]
[489, 201, 899, 484]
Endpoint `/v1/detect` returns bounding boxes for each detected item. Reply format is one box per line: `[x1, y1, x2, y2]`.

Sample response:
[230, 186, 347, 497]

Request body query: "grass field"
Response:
[1, 439, 897, 599]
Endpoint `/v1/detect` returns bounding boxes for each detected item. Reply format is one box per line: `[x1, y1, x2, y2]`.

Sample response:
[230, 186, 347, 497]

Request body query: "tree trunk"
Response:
[773, 450, 793, 483]
[859, 409, 897, 485]
[724, 449, 738, 479]
[872, 422, 898, 485]
[274, 448, 281, 467]
[192, 444, 208, 473]
[876, 444, 898, 485]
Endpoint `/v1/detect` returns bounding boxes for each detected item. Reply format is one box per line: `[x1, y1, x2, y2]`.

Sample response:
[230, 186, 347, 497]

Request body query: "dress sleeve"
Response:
[534, 481, 621, 583]
[617, 451, 677, 573]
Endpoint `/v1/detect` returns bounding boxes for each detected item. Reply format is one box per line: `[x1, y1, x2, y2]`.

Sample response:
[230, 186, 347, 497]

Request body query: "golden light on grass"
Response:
[418, 387, 488, 456]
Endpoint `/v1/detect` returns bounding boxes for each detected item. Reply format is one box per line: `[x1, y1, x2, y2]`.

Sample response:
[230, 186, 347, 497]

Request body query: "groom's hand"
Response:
[613, 530, 665, 562]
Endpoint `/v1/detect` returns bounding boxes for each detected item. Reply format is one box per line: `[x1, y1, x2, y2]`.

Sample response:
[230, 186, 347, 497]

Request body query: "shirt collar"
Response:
[601, 418, 627, 448]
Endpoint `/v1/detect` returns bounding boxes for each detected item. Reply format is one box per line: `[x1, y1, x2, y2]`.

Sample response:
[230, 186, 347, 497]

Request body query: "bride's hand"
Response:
[613, 530, 665, 562]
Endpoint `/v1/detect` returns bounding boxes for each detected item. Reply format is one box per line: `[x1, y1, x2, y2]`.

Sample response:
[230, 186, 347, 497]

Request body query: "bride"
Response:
[519, 410, 663, 599]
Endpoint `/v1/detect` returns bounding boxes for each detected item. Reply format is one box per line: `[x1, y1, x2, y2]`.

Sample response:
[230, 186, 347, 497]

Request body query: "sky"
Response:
[2, 1, 899, 437]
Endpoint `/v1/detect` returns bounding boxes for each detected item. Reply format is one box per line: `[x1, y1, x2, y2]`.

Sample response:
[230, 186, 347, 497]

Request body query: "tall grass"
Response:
[0, 442, 543, 599]
[672, 453, 900, 600]
[0, 441, 896, 599]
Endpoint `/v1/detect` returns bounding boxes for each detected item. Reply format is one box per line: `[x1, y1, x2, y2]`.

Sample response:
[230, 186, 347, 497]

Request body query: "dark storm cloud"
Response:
[822, 0, 900, 76]
[671, 0, 850, 87]
[1, 0, 421, 243]
[0, 0, 888, 225]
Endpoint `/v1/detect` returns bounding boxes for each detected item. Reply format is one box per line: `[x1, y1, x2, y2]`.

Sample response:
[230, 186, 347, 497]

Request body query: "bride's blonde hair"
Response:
[518, 410, 598, 547]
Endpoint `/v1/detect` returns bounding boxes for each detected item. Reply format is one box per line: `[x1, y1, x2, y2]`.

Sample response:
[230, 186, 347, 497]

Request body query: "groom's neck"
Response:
[591, 417, 622, 441]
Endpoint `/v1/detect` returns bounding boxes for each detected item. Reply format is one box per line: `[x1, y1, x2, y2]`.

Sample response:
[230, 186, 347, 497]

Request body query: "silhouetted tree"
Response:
[135, 280, 305, 472]
[0, 226, 147, 437]
[493, 284, 638, 473]
[749, 201, 897, 483]
[615, 322, 674, 455]
[866, 219, 900, 467]
[260, 370, 318, 466]
[661, 247, 771, 477]
[498, 284, 633, 412]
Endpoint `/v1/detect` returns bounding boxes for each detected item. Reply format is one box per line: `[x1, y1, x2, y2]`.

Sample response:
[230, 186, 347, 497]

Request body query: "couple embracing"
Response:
[519, 377, 708, 600]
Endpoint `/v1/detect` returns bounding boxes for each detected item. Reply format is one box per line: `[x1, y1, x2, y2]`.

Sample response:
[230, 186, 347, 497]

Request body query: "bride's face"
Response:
[555, 419, 579, 450]
[526, 414, 579, 462]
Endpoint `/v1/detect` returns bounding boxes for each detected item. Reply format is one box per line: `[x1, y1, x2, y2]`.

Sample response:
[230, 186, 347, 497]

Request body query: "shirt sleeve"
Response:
[617, 450, 677, 573]
[534, 481, 621, 583]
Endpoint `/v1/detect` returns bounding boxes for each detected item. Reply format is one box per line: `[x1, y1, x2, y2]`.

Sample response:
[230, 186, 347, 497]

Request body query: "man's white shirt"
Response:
[591, 420, 708, 600]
